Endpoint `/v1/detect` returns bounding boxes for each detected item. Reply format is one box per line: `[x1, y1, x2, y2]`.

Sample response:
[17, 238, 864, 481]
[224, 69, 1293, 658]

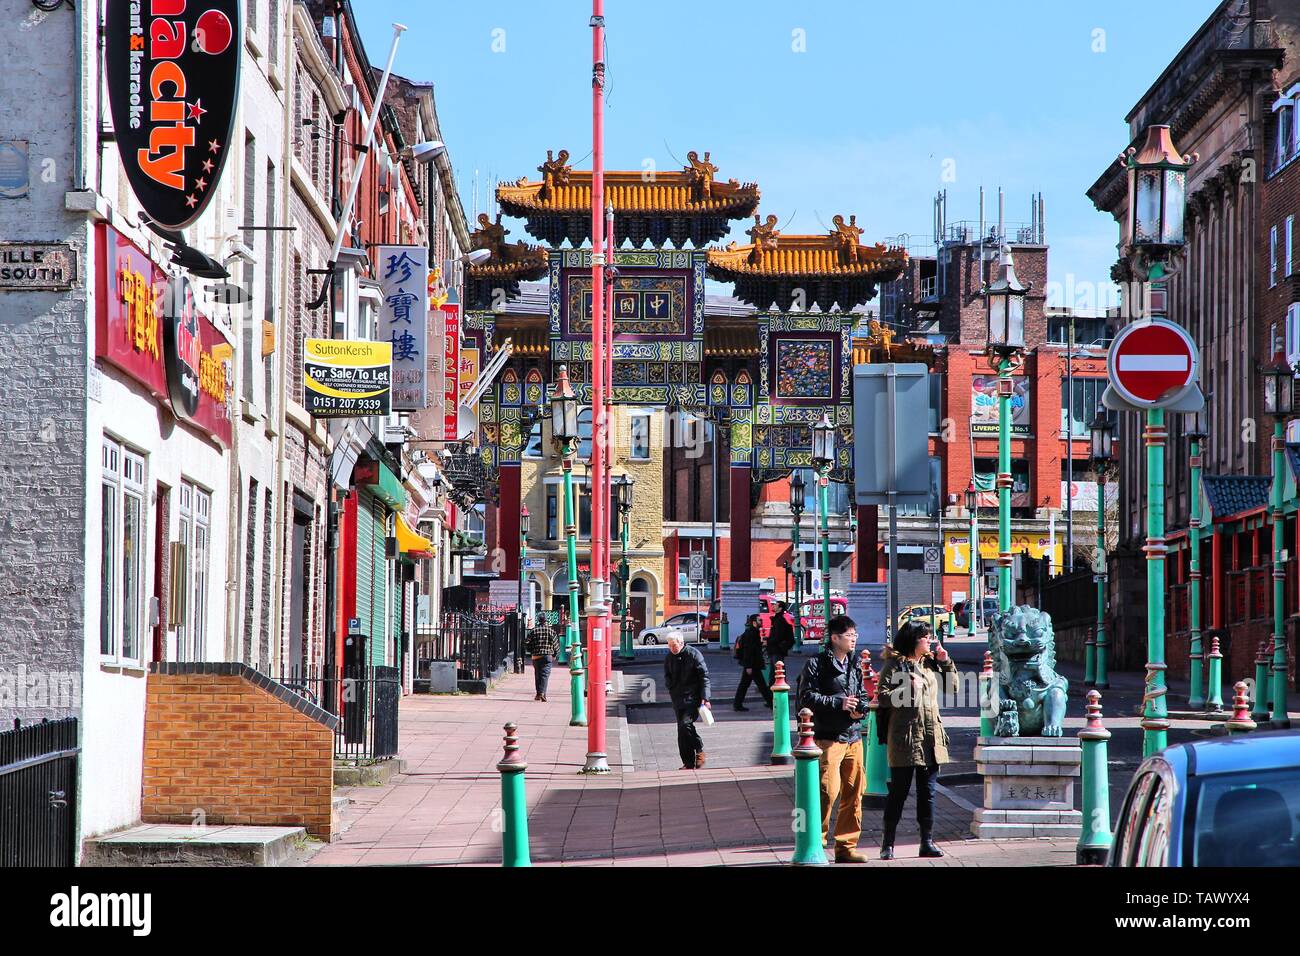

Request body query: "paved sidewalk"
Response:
[305, 658, 1078, 867]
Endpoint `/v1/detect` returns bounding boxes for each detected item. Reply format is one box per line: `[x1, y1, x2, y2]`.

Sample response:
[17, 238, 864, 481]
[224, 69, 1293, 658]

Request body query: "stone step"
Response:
[330, 794, 355, 843]
[83, 824, 309, 866]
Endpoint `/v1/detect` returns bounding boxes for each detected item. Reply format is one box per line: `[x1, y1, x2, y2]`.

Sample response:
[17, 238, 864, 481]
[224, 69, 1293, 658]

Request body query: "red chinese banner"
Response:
[442, 302, 460, 441]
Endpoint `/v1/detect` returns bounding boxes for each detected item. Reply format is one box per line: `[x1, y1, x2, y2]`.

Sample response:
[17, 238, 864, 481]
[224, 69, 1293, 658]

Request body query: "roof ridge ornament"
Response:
[747, 214, 780, 264]
[538, 148, 571, 199]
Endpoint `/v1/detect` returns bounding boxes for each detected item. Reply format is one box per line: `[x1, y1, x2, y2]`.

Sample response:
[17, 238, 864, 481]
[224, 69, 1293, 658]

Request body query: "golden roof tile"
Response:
[706, 214, 909, 279]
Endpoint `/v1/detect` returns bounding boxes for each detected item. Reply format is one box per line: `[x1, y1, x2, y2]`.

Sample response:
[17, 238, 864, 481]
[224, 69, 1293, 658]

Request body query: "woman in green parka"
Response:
[875, 620, 957, 859]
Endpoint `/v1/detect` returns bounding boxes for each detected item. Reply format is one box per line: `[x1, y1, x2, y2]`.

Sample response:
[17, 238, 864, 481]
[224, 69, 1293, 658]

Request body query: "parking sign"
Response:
[924, 546, 941, 575]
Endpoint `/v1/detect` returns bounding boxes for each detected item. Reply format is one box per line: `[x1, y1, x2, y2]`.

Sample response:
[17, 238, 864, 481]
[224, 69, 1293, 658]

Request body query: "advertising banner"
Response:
[376, 245, 428, 411]
[303, 339, 391, 418]
[105, 0, 242, 230]
[442, 303, 461, 440]
[943, 531, 1062, 575]
[971, 375, 1031, 436]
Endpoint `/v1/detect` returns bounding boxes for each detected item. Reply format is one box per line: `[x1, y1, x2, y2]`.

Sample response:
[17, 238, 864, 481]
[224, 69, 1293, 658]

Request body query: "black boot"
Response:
[918, 825, 944, 858]
[879, 822, 897, 860]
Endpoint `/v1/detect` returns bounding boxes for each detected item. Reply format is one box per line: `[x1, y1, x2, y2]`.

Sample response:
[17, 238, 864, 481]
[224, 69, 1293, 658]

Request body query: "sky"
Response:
[353, 0, 1220, 313]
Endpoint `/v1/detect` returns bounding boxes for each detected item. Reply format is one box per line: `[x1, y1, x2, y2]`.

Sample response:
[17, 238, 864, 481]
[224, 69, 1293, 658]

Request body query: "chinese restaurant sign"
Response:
[95, 223, 233, 447]
[105, 0, 242, 230]
[442, 303, 460, 440]
[303, 338, 391, 418]
[376, 245, 428, 411]
[458, 347, 480, 409]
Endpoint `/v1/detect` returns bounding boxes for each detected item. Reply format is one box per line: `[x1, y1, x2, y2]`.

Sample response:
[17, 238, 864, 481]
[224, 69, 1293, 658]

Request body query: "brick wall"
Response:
[142, 664, 338, 839]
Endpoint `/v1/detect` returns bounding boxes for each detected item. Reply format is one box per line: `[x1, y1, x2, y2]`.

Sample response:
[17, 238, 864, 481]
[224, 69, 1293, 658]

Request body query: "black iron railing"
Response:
[276, 666, 400, 763]
[0, 717, 79, 867]
[416, 612, 513, 683]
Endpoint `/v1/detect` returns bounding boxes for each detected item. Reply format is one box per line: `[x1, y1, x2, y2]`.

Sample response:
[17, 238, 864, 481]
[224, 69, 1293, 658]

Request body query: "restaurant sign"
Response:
[303, 339, 392, 418]
[95, 223, 233, 447]
[105, 0, 242, 230]
[376, 245, 428, 411]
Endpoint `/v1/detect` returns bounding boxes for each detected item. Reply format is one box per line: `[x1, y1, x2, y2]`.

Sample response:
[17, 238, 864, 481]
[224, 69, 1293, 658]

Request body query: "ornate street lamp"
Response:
[517, 503, 531, 641]
[551, 365, 585, 724]
[1088, 410, 1115, 690]
[1262, 356, 1294, 726]
[985, 247, 1030, 618]
[812, 413, 836, 638]
[1185, 415, 1208, 709]
[614, 474, 636, 660]
[1122, 123, 1195, 756]
[790, 469, 807, 649]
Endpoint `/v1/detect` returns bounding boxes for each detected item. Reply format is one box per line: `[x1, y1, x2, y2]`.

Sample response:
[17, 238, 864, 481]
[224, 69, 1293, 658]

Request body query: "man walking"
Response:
[525, 616, 560, 701]
[733, 613, 773, 710]
[797, 614, 868, 863]
[664, 633, 711, 769]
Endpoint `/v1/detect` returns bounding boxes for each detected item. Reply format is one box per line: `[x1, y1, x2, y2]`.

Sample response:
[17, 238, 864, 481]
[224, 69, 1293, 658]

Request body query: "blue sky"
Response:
[354, 0, 1218, 311]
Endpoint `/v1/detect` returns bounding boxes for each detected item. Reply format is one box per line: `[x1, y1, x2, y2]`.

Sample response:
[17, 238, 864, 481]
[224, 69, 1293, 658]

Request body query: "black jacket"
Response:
[767, 614, 795, 660]
[664, 644, 711, 710]
[797, 650, 866, 743]
[735, 626, 766, 670]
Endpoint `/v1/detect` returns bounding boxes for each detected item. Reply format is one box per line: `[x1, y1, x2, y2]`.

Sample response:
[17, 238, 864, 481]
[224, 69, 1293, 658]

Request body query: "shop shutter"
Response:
[354, 491, 375, 658]
[371, 495, 388, 665]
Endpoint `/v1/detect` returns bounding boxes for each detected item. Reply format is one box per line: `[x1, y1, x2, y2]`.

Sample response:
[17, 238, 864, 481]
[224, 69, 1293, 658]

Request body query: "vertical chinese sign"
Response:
[376, 245, 429, 411]
[442, 302, 461, 440]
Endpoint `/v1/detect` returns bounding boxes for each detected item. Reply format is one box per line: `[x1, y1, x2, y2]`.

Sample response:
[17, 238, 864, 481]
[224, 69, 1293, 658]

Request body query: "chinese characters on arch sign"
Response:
[376, 245, 429, 411]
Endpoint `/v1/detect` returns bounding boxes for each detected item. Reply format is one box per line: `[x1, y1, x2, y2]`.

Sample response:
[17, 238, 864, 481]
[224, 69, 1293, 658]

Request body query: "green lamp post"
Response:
[615, 473, 636, 661]
[1263, 356, 1294, 728]
[1088, 409, 1115, 690]
[812, 413, 836, 639]
[552, 366, 586, 725]
[985, 246, 1029, 615]
[790, 469, 806, 649]
[965, 482, 979, 636]
[1124, 123, 1195, 757]
[1185, 417, 1207, 708]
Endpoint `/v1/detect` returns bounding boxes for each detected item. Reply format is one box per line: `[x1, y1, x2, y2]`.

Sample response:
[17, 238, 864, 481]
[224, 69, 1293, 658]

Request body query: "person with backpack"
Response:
[732, 613, 773, 710]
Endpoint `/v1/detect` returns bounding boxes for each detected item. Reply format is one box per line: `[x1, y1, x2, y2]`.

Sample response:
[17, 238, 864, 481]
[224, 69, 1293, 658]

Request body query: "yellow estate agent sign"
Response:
[303, 339, 392, 418]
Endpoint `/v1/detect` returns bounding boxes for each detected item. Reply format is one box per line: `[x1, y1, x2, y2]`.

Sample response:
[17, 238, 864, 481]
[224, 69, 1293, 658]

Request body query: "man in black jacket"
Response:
[733, 614, 773, 710]
[797, 614, 868, 863]
[664, 633, 712, 769]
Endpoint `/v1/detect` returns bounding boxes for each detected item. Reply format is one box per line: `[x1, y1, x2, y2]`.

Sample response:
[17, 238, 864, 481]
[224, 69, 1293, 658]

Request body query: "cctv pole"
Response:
[582, 0, 610, 773]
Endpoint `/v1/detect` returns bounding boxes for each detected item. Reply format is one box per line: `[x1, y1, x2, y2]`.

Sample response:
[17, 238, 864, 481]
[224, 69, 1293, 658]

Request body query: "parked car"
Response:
[953, 601, 969, 629]
[700, 599, 721, 643]
[1108, 731, 1300, 867]
[638, 612, 706, 646]
[798, 596, 848, 644]
[894, 603, 951, 632]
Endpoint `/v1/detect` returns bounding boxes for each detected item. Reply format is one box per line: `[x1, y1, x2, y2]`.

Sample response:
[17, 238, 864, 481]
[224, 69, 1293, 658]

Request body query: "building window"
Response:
[101, 438, 146, 665]
[897, 457, 941, 517]
[1061, 377, 1108, 437]
[629, 412, 651, 460]
[928, 373, 943, 434]
[523, 420, 543, 458]
[546, 490, 558, 540]
[243, 134, 258, 404]
[1288, 216, 1295, 277]
[1275, 100, 1296, 172]
[176, 482, 212, 662]
[793, 467, 851, 516]
[577, 408, 593, 460]
[677, 545, 713, 601]
[1271, 225, 1278, 289]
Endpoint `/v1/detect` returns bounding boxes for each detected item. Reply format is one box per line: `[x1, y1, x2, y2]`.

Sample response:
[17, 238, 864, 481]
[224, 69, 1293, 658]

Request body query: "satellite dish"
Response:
[457, 404, 478, 441]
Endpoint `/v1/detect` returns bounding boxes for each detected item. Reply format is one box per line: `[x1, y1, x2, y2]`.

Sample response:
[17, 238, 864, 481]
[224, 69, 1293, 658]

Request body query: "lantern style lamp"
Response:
[811, 413, 836, 470]
[986, 247, 1028, 353]
[1088, 409, 1115, 464]
[1263, 356, 1296, 420]
[615, 473, 635, 516]
[965, 481, 977, 513]
[520, 504, 531, 540]
[1127, 124, 1193, 250]
[790, 469, 806, 517]
[551, 364, 579, 447]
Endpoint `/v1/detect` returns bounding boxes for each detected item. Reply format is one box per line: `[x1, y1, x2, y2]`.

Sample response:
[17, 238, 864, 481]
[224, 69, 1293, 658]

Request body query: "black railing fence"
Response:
[273, 665, 400, 763]
[416, 611, 513, 683]
[0, 717, 79, 867]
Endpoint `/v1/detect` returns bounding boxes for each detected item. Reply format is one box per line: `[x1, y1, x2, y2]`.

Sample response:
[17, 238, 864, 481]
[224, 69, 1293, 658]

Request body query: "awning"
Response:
[358, 458, 406, 510]
[396, 514, 434, 559]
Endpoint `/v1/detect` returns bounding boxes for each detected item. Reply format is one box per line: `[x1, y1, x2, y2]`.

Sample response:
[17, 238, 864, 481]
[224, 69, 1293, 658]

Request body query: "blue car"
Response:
[1108, 730, 1300, 867]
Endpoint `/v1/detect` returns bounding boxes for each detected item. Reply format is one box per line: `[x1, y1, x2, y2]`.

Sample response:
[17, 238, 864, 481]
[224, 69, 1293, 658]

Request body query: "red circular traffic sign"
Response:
[1107, 319, 1199, 409]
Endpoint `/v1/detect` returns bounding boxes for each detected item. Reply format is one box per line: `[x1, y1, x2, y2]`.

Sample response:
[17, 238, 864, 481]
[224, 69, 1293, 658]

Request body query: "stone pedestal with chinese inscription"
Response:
[971, 736, 1083, 840]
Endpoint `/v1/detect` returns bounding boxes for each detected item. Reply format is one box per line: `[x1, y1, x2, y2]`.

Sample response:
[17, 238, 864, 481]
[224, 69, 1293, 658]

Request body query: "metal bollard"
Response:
[862, 649, 889, 797]
[791, 708, 827, 866]
[1252, 640, 1271, 722]
[979, 650, 997, 738]
[1206, 636, 1224, 712]
[720, 616, 730, 651]
[1225, 681, 1257, 735]
[770, 660, 793, 766]
[569, 641, 587, 727]
[497, 722, 531, 867]
[1076, 690, 1113, 865]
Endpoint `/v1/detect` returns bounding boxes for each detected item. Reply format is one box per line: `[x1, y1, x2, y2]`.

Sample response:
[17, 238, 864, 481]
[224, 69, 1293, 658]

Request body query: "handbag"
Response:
[699, 704, 715, 726]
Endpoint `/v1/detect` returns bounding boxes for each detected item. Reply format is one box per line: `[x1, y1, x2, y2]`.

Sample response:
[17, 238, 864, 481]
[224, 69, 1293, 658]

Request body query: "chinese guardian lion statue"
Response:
[989, 605, 1068, 736]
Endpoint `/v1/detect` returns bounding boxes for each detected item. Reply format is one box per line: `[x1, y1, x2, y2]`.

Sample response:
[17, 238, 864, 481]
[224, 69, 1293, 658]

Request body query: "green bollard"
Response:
[979, 650, 997, 738]
[1084, 632, 1096, 687]
[791, 708, 828, 866]
[1252, 640, 1271, 722]
[770, 660, 793, 766]
[1206, 636, 1224, 712]
[1076, 690, 1112, 865]
[497, 722, 531, 867]
[720, 616, 730, 651]
[569, 640, 587, 727]
[861, 649, 888, 797]
[1225, 681, 1257, 735]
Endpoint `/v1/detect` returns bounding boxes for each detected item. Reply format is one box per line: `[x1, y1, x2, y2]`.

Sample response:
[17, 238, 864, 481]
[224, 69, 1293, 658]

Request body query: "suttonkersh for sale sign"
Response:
[303, 339, 391, 418]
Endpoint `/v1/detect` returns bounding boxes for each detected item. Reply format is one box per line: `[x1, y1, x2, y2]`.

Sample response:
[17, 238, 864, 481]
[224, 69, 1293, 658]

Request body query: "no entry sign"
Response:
[1107, 319, 1199, 409]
